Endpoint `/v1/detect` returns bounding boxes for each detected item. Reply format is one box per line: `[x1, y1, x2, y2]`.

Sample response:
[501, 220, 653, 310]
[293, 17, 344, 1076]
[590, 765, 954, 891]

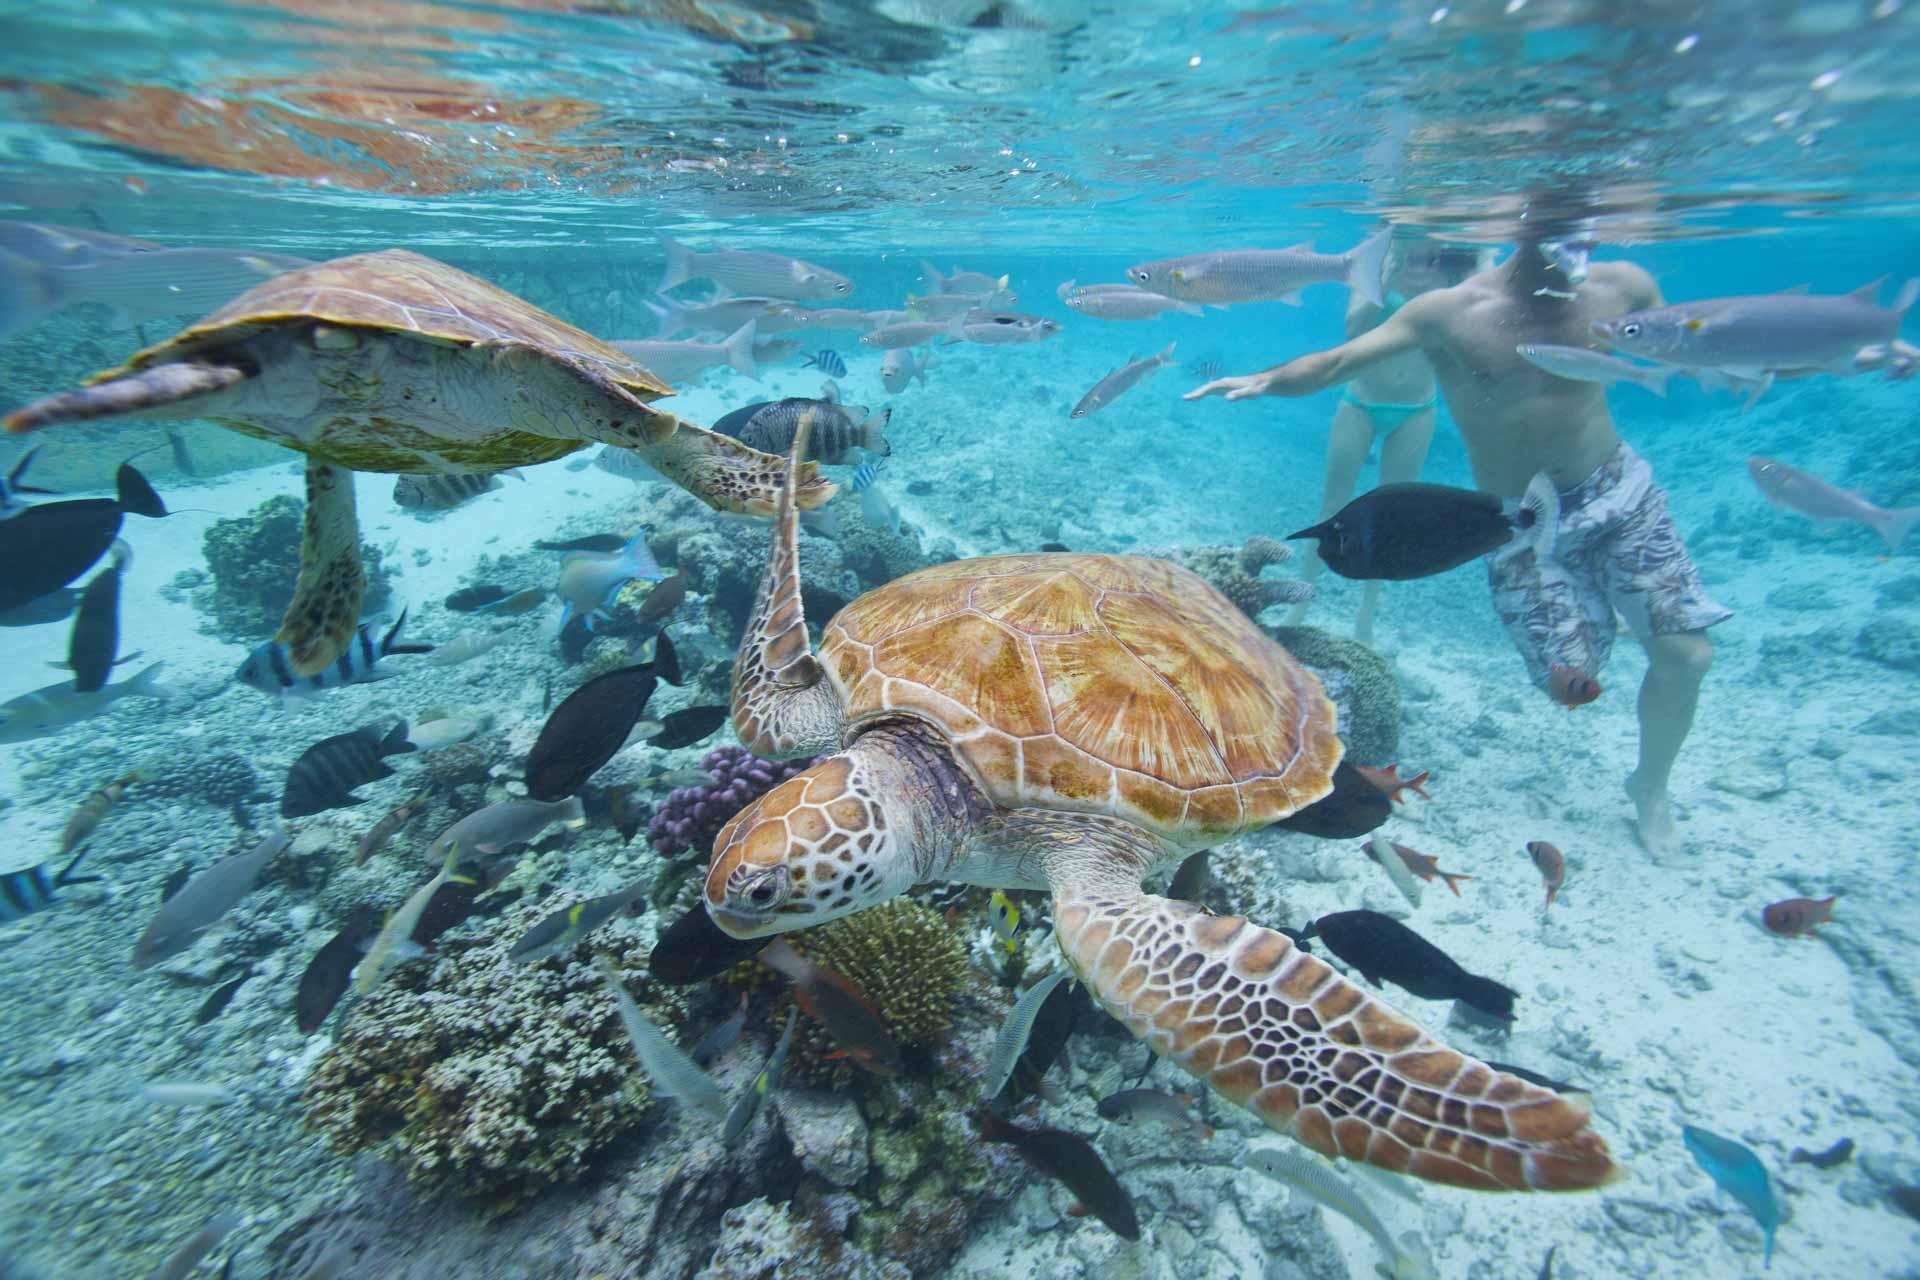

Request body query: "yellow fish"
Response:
[989, 890, 1021, 955]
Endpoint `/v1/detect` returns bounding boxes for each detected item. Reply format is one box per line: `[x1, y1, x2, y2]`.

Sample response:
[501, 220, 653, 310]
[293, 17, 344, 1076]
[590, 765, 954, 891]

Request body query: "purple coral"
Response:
[647, 745, 818, 858]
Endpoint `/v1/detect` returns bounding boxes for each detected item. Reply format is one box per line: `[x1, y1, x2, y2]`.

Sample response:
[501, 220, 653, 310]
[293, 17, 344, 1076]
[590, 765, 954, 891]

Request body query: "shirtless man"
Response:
[1187, 233, 1726, 857]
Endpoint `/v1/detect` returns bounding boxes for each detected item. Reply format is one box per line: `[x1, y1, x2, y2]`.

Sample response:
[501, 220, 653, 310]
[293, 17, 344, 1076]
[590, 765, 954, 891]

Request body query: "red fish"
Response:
[1526, 841, 1565, 912]
[1547, 665, 1601, 709]
[1762, 896, 1836, 939]
[1352, 763, 1432, 804]
[1362, 840, 1471, 896]
[758, 938, 902, 1076]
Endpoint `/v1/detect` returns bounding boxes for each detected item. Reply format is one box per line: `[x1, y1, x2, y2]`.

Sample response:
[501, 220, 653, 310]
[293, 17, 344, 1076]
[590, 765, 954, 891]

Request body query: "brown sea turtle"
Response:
[2, 249, 832, 674]
[704, 415, 1617, 1193]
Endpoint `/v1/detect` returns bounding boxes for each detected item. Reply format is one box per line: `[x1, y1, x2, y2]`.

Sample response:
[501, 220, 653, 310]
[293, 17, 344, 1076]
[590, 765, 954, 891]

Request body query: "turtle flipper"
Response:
[730, 409, 843, 759]
[277, 459, 364, 677]
[4, 364, 249, 434]
[1053, 886, 1619, 1192]
[634, 415, 834, 519]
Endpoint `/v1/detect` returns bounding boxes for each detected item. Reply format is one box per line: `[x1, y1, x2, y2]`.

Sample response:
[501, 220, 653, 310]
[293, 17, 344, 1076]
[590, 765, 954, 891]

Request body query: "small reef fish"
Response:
[1272, 761, 1390, 839]
[160, 865, 192, 902]
[1096, 1088, 1213, 1140]
[880, 346, 933, 393]
[1515, 342, 1672, 396]
[1352, 763, 1430, 804]
[1593, 281, 1918, 381]
[298, 924, 370, 1033]
[1303, 909, 1517, 1022]
[556, 531, 664, 632]
[1249, 1144, 1434, 1280]
[1762, 895, 1836, 938]
[0, 445, 54, 517]
[975, 1111, 1140, 1241]
[594, 954, 730, 1118]
[407, 717, 478, 751]
[859, 483, 902, 537]
[192, 973, 248, 1026]
[1546, 664, 1601, 708]
[649, 903, 766, 984]
[988, 889, 1021, 955]
[644, 294, 798, 340]
[422, 632, 501, 668]
[1071, 344, 1176, 420]
[355, 855, 455, 996]
[0, 849, 99, 921]
[722, 1005, 799, 1146]
[1790, 1137, 1854, 1168]
[138, 1081, 240, 1108]
[1890, 1187, 1920, 1222]
[951, 310, 1061, 345]
[58, 768, 144, 856]
[1363, 830, 1424, 908]
[281, 721, 415, 818]
[919, 262, 1011, 298]
[392, 471, 514, 512]
[649, 767, 720, 791]
[1167, 850, 1210, 902]
[848, 457, 887, 495]
[656, 235, 853, 302]
[802, 349, 847, 377]
[612, 320, 759, 383]
[1747, 456, 1919, 552]
[508, 878, 648, 963]
[145, 1209, 241, 1280]
[237, 609, 432, 696]
[476, 587, 549, 616]
[132, 829, 289, 968]
[1127, 232, 1390, 308]
[759, 937, 902, 1076]
[525, 650, 667, 801]
[0, 463, 166, 615]
[1682, 1123, 1779, 1266]
[429, 795, 586, 862]
[693, 992, 752, 1066]
[536, 534, 627, 553]
[356, 793, 428, 865]
[1059, 281, 1203, 320]
[1527, 841, 1566, 912]
[999, 974, 1081, 1108]
[647, 704, 730, 751]
[1365, 838, 1471, 896]
[1289, 475, 1557, 581]
[982, 969, 1072, 1098]
[66, 539, 129, 693]
[638, 574, 688, 629]
[445, 584, 510, 611]
[716, 390, 891, 463]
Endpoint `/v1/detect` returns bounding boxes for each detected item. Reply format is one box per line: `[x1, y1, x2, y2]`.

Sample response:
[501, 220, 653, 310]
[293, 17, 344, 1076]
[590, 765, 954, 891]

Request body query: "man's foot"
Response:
[1625, 771, 1677, 858]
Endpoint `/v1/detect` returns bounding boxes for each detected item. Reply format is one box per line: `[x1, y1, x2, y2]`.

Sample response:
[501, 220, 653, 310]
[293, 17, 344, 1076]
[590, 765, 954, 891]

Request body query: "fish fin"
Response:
[918, 261, 945, 291]
[1276, 291, 1304, 306]
[722, 318, 759, 380]
[650, 630, 684, 687]
[622, 530, 665, 581]
[379, 605, 415, 655]
[1055, 279, 1076, 301]
[1845, 277, 1884, 304]
[1345, 230, 1391, 308]
[379, 720, 416, 756]
[1641, 366, 1670, 398]
[1517, 472, 1560, 561]
[52, 847, 94, 887]
[1156, 342, 1177, 363]
[656, 235, 695, 294]
[864, 407, 893, 457]
[1175, 300, 1204, 316]
[644, 296, 687, 339]
[1286, 517, 1334, 543]
[115, 463, 167, 518]
[1780, 283, 1813, 295]
[1870, 507, 1920, 553]
[1740, 371, 1774, 414]
[126, 660, 170, 699]
[819, 379, 840, 404]
[1893, 277, 1920, 317]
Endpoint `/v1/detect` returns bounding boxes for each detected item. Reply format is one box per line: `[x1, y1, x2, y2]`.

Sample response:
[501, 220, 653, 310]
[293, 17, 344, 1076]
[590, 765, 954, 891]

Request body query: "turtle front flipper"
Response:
[631, 414, 834, 519]
[4, 363, 249, 434]
[1053, 887, 1619, 1192]
[277, 459, 364, 677]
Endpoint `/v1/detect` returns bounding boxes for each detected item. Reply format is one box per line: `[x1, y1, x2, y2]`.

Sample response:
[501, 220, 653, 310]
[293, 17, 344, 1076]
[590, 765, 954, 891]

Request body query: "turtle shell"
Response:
[819, 553, 1340, 845]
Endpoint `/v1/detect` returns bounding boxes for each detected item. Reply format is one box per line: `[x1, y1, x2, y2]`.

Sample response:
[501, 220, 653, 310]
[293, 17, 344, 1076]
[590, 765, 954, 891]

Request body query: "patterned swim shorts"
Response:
[1486, 442, 1732, 687]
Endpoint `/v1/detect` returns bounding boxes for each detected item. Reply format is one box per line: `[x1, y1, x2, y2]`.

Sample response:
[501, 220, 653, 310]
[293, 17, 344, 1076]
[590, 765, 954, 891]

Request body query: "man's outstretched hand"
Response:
[1184, 371, 1278, 401]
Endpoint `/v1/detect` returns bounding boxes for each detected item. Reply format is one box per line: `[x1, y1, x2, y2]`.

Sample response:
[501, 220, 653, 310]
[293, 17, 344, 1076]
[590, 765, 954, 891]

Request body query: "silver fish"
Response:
[1515, 343, 1671, 397]
[644, 294, 798, 339]
[1747, 456, 1920, 552]
[859, 318, 958, 350]
[131, 829, 289, 968]
[592, 447, 656, 482]
[594, 955, 729, 1119]
[782, 305, 890, 332]
[407, 716, 480, 749]
[657, 235, 851, 302]
[981, 969, 1071, 1099]
[1059, 280, 1203, 320]
[612, 319, 758, 384]
[1126, 231, 1389, 308]
[428, 795, 586, 861]
[918, 261, 1010, 298]
[0, 660, 169, 744]
[145, 1211, 241, 1280]
[952, 310, 1061, 345]
[138, 1082, 241, 1107]
[904, 292, 979, 319]
[1592, 281, 1918, 375]
[1249, 1144, 1432, 1279]
[1071, 343, 1176, 419]
[880, 346, 933, 393]
[423, 632, 501, 668]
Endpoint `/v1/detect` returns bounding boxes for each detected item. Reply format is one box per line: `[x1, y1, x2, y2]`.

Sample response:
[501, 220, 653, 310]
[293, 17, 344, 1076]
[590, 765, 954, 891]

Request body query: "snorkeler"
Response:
[1188, 214, 1725, 859]
[1285, 237, 1489, 643]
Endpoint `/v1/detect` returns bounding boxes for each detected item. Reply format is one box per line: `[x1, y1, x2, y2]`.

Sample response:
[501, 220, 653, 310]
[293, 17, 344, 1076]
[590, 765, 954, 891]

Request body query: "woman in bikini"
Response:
[1285, 239, 1488, 643]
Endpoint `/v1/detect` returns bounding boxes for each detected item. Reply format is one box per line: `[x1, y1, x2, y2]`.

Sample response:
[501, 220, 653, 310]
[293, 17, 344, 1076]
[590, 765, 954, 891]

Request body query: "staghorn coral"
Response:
[1239, 533, 1295, 576]
[1163, 541, 1313, 620]
[1268, 623, 1402, 766]
[301, 905, 673, 1214]
[648, 746, 819, 858]
[199, 494, 392, 639]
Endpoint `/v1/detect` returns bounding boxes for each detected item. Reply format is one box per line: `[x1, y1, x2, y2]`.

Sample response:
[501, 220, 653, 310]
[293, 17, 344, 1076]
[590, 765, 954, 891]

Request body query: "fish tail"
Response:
[115, 463, 167, 518]
[863, 407, 893, 457]
[918, 260, 946, 292]
[1404, 770, 1432, 800]
[379, 719, 416, 757]
[1517, 471, 1560, 561]
[623, 530, 665, 580]
[1893, 277, 1919, 317]
[127, 660, 170, 699]
[722, 319, 759, 380]
[1870, 506, 1920, 553]
[656, 235, 695, 294]
[1640, 365, 1670, 398]
[1440, 871, 1472, 896]
[1344, 229, 1391, 308]
[1543, 884, 1557, 913]
[1156, 341, 1177, 364]
[1740, 371, 1775, 414]
[643, 296, 686, 339]
[378, 605, 427, 657]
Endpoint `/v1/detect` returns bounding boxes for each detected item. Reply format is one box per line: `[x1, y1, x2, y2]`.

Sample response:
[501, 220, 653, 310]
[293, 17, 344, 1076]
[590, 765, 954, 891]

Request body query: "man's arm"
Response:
[1184, 297, 1428, 401]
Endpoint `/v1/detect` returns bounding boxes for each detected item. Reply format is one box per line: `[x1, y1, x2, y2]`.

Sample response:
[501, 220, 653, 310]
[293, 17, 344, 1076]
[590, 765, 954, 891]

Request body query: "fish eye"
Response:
[1621, 322, 1641, 338]
[834, 281, 851, 295]
[1129, 268, 1148, 283]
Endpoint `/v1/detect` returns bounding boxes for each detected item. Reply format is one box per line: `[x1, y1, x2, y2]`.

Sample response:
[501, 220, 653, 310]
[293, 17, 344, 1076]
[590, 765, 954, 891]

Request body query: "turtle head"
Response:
[704, 751, 915, 938]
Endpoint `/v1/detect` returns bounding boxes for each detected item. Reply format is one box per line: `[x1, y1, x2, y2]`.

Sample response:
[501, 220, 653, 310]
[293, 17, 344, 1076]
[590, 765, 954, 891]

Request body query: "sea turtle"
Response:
[3, 249, 832, 674]
[705, 416, 1617, 1194]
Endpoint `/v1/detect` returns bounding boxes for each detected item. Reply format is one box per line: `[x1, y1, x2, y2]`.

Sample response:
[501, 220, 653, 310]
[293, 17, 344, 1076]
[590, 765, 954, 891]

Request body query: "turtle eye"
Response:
[748, 882, 778, 907]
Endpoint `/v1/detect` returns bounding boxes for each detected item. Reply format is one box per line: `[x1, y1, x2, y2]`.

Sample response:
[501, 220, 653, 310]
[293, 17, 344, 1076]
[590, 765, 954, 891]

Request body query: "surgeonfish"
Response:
[524, 655, 664, 801]
[58, 768, 145, 856]
[1127, 232, 1390, 308]
[1682, 1124, 1779, 1266]
[646, 705, 730, 751]
[0, 462, 167, 612]
[987, 889, 1021, 955]
[298, 924, 370, 1033]
[1096, 1088, 1214, 1140]
[555, 531, 665, 632]
[391, 471, 515, 512]
[1071, 344, 1176, 420]
[1302, 909, 1517, 1022]
[143, 1209, 242, 1280]
[611, 320, 759, 384]
[1514, 342, 1672, 397]
[355, 850, 458, 996]
[0, 444, 55, 517]
[236, 608, 432, 696]
[981, 969, 1072, 1099]
[656, 235, 851, 302]
[974, 1110, 1140, 1241]
[648, 902, 766, 985]
[757, 937, 903, 1076]
[428, 795, 586, 863]
[131, 828, 289, 968]
[593, 954, 730, 1119]
[722, 1005, 799, 1146]
[1288, 475, 1558, 581]
[1249, 1144, 1436, 1279]
[535, 534, 627, 553]
[1273, 760, 1391, 839]
[66, 539, 129, 692]
[1746, 456, 1920, 552]
[280, 721, 415, 818]
[507, 877, 648, 963]
[0, 849, 100, 922]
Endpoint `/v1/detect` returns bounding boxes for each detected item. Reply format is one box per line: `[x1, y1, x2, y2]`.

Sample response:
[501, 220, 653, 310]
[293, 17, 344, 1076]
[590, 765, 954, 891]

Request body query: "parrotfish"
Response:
[1682, 1123, 1779, 1266]
[556, 531, 664, 631]
[58, 768, 145, 856]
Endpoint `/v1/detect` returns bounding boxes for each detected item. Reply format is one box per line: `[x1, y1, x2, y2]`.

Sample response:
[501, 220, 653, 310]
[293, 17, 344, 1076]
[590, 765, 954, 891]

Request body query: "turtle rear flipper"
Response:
[4, 364, 249, 434]
[277, 460, 364, 677]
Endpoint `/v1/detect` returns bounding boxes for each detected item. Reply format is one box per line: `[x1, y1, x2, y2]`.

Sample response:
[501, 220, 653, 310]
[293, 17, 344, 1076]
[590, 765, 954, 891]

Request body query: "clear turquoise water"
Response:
[2, 3, 1919, 1278]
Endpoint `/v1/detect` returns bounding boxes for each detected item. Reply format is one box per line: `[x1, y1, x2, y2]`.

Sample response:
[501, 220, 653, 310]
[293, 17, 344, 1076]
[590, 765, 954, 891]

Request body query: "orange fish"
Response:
[1526, 841, 1565, 911]
[1363, 840, 1471, 896]
[1352, 763, 1432, 804]
[1547, 664, 1601, 709]
[758, 938, 902, 1076]
[1762, 896, 1836, 939]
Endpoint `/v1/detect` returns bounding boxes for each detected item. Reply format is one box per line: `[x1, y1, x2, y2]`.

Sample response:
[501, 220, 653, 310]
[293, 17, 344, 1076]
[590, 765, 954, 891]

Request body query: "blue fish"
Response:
[236, 607, 433, 697]
[0, 445, 56, 520]
[555, 530, 664, 631]
[0, 849, 98, 922]
[1683, 1124, 1779, 1266]
[848, 457, 887, 494]
[803, 349, 846, 377]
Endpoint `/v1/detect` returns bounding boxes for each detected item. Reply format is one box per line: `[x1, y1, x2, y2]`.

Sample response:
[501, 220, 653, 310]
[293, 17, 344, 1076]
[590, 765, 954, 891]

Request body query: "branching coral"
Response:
[1167, 541, 1313, 619]
[1269, 624, 1402, 765]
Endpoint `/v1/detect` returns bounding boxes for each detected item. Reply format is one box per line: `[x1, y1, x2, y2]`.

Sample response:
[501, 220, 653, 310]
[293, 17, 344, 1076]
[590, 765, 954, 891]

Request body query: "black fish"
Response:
[410, 871, 487, 948]
[0, 444, 56, 513]
[1486, 1060, 1581, 1093]
[996, 974, 1085, 1109]
[0, 850, 97, 922]
[649, 903, 763, 984]
[1287, 475, 1555, 581]
[1038, 541, 1070, 553]
[802, 349, 847, 377]
[0, 462, 166, 611]
[1167, 850, 1209, 902]
[1304, 909, 1517, 1021]
[536, 534, 627, 553]
[0, 586, 78, 627]
[445, 584, 511, 612]
[647, 703, 727, 751]
[160, 864, 192, 902]
[393, 472, 505, 511]
[1538, 1245, 1556, 1280]
[541, 672, 553, 713]
[1276, 925, 1313, 954]
[525, 666, 659, 801]
[975, 1111, 1140, 1241]
[67, 541, 128, 693]
[1271, 761, 1389, 838]
[192, 973, 248, 1026]
[1789, 1137, 1854, 1168]
[297, 923, 368, 1034]
[281, 721, 415, 818]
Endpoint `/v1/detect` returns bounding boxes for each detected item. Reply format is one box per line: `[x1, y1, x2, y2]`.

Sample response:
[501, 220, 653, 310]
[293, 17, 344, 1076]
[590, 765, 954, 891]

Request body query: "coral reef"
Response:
[1238, 533, 1295, 576]
[648, 746, 819, 858]
[1154, 540, 1314, 620]
[302, 907, 670, 1214]
[1268, 624, 1402, 765]
[697, 1196, 911, 1280]
[198, 494, 392, 639]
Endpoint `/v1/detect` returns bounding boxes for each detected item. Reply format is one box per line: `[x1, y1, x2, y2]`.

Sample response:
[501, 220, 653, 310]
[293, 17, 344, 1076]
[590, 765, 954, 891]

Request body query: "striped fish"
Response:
[848, 457, 887, 494]
[802, 349, 847, 377]
[235, 608, 433, 697]
[714, 383, 891, 465]
[392, 472, 511, 512]
[0, 850, 97, 922]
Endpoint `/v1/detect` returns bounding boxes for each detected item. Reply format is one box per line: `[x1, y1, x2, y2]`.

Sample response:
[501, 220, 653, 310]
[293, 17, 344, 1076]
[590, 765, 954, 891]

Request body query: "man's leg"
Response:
[1626, 629, 1713, 858]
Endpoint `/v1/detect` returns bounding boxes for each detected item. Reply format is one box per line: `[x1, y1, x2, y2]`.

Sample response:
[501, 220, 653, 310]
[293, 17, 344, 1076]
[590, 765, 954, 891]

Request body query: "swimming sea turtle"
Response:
[705, 416, 1617, 1193]
[3, 249, 832, 674]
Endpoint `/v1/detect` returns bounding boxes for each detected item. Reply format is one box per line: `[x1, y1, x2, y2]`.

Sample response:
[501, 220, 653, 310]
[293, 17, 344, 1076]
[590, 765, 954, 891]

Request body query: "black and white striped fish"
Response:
[802, 349, 847, 377]
[0, 849, 97, 921]
[713, 381, 891, 464]
[281, 721, 415, 818]
[236, 609, 433, 697]
[848, 457, 887, 494]
[392, 471, 514, 512]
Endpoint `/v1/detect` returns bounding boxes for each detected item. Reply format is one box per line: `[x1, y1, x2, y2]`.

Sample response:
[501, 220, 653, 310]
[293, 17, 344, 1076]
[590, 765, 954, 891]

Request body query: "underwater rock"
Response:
[1764, 582, 1834, 612]
[198, 494, 392, 640]
[1858, 707, 1920, 738]
[1858, 616, 1920, 672]
[1876, 574, 1920, 609]
[774, 1089, 871, 1188]
[1268, 625, 1402, 766]
[696, 1197, 910, 1280]
[1170, 541, 1314, 621]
